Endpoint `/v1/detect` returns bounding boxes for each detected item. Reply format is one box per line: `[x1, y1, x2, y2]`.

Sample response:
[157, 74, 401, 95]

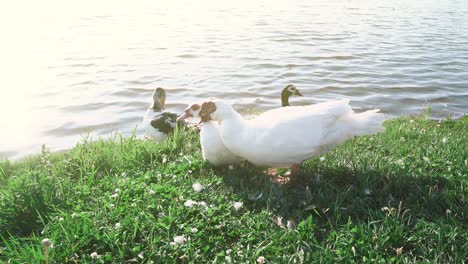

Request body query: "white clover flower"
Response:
[184, 200, 198, 207]
[320, 156, 325, 162]
[138, 253, 144, 259]
[257, 256, 266, 263]
[110, 203, 115, 208]
[286, 219, 296, 230]
[114, 188, 120, 193]
[192, 183, 203, 192]
[173, 235, 185, 245]
[442, 137, 447, 144]
[149, 189, 156, 195]
[115, 223, 121, 229]
[41, 238, 52, 248]
[233, 202, 243, 211]
[90, 252, 101, 259]
[198, 201, 208, 209]
[59, 217, 64, 221]
[226, 249, 232, 254]
[225, 256, 232, 263]
[190, 228, 198, 233]
[111, 193, 119, 198]
[395, 247, 403, 255]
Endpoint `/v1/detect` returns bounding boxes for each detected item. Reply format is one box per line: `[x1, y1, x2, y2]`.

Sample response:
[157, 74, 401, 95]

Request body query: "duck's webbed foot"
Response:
[267, 164, 301, 185]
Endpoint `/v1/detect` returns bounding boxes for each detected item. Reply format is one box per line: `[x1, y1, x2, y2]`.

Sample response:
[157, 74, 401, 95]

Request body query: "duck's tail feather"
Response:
[348, 109, 385, 136]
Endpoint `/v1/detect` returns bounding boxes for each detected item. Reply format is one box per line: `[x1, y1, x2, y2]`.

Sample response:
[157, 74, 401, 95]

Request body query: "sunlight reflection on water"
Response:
[0, 0, 467, 159]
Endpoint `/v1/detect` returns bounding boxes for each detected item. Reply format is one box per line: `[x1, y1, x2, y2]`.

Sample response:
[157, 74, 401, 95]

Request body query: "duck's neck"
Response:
[218, 107, 244, 125]
[151, 100, 163, 111]
[217, 110, 249, 157]
[281, 91, 290, 107]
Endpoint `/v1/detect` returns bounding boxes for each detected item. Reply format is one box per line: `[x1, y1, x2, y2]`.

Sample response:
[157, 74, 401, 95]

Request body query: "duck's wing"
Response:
[150, 112, 185, 134]
[254, 99, 351, 126]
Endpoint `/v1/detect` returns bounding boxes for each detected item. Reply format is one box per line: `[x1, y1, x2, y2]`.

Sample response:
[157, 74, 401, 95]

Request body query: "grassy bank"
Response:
[1, 116, 467, 263]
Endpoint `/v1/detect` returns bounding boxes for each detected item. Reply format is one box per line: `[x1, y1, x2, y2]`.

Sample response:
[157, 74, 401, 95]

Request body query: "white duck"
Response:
[176, 85, 304, 167]
[196, 98, 385, 174]
[142, 87, 186, 142]
[177, 103, 241, 166]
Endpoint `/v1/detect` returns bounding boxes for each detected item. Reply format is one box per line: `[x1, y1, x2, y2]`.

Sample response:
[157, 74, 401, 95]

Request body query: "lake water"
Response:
[1, 0, 467, 159]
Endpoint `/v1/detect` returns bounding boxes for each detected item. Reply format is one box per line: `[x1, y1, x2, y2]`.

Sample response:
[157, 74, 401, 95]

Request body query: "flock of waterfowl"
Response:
[142, 86, 385, 180]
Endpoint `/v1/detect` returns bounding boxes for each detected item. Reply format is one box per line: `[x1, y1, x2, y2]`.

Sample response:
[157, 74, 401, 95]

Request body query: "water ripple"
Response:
[2, 0, 467, 160]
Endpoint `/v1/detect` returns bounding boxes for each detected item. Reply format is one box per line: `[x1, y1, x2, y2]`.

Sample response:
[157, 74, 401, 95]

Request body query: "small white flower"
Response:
[199, 201, 208, 209]
[90, 252, 101, 259]
[225, 256, 232, 263]
[173, 235, 185, 245]
[162, 157, 167, 164]
[190, 228, 198, 233]
[149, 189, 155, 195]
[111, 193, 119, 198]
[192, 183, 203, 192]
[115, 222, 121, 229]
[41, 238, 52, 248]
[115, 188, 120, 193]
[442, 137, 447, 144]
[364, 188, 371, 195]
[320, 156, 325, 162]
[170, 242, 176, 246]
[286, 219, 296, 230]
[257, 256, 266, 263]
[395, 247, 403, 255]
[138, 253, 144, 259]
[59, 217, 64, 221]
[233, 202, 243, 211]
[110, 203, 115, 208]
[423, 157, 430, 163]
[226, 249, 232, 254]
[184, 200, 198, 207]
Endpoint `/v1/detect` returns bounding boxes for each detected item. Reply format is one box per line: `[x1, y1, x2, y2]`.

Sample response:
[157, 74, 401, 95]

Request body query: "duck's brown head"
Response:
[177, 103, 201, 122]
[199, 101, 217, 123]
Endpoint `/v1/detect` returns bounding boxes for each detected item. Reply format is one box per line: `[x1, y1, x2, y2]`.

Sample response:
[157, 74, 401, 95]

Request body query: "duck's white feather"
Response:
[211, 99, 384, 168]
[200, 121, 242, 166]
[142, 108, 167, 142]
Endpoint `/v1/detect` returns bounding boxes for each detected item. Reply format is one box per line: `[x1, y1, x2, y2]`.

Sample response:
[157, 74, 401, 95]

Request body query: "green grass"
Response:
[0, 116, 467, 263]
